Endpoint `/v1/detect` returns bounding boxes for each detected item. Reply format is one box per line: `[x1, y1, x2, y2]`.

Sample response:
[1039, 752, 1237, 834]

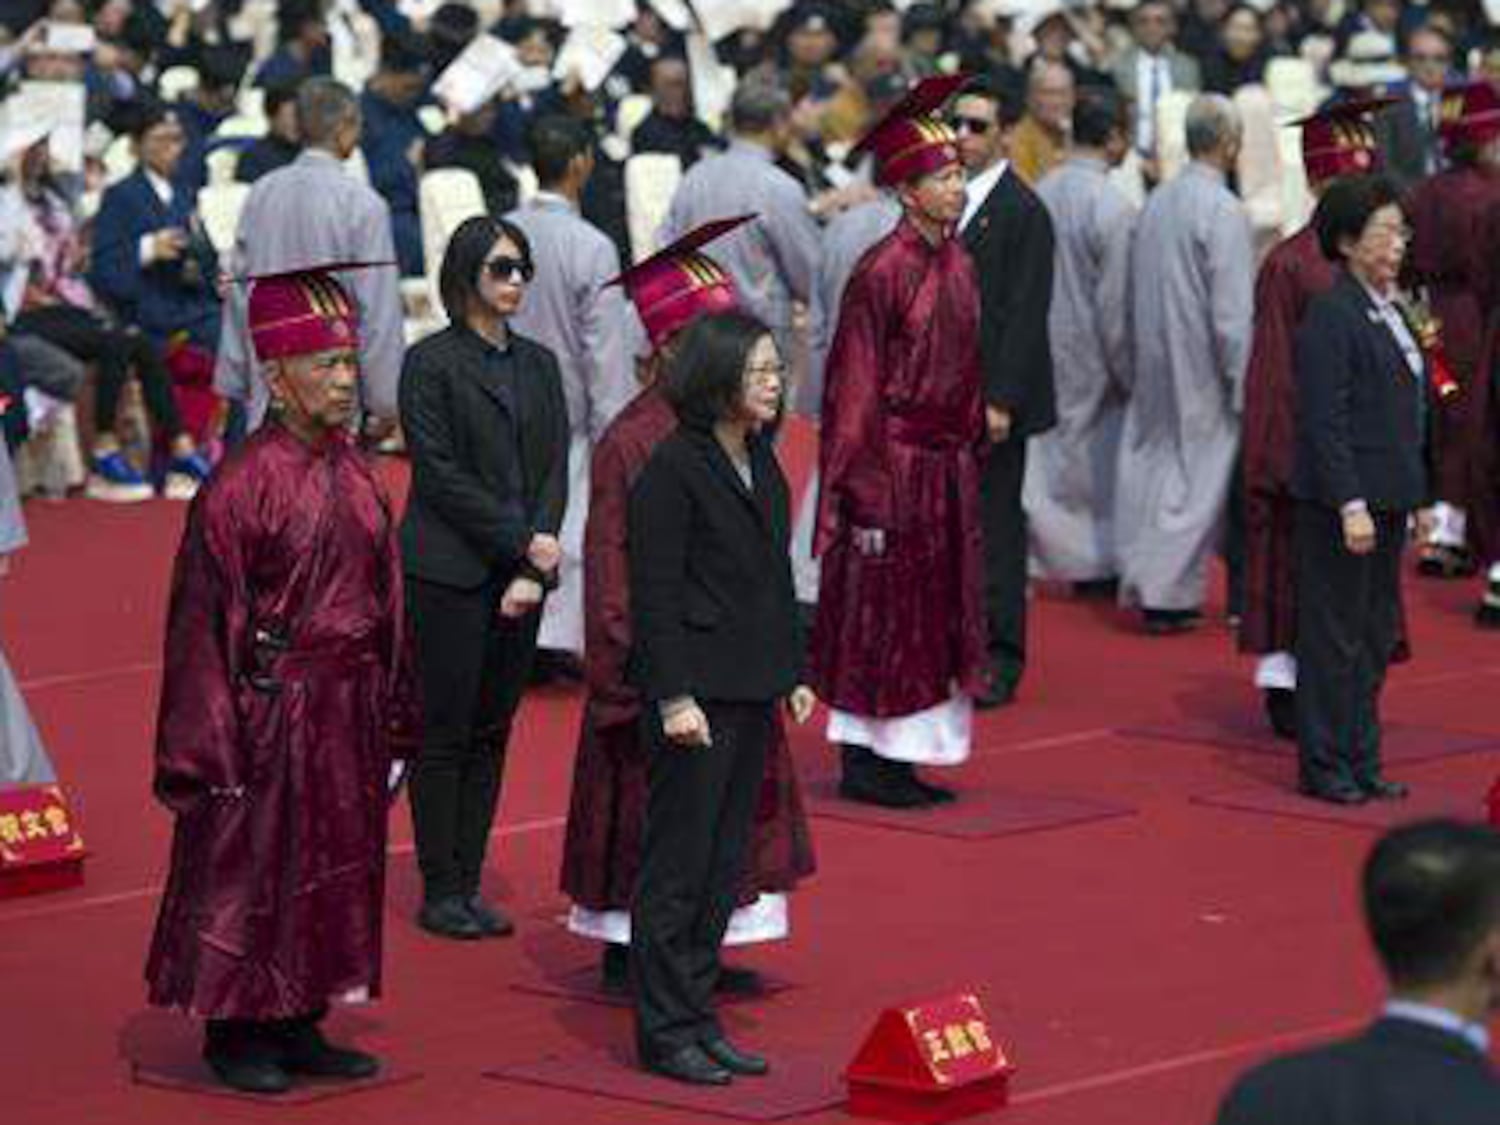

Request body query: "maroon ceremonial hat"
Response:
[1290, 96, 1393, 185]
[1438, 81, 1500, 148]
[608, 216, 750, 349]
[851, 73, 969, 187]
[246, 263, 378, 363]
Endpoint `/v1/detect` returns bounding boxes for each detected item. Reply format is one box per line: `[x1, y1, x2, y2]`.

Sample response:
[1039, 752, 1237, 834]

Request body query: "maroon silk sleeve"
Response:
[583, 435, 638, 725]
[1241, 250, 1302, 497]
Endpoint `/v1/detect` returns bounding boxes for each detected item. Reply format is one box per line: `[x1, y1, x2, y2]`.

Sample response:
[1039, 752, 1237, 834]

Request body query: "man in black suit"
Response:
[1374, 25, 1454, 193]
[1290, 175, 1429, 805]
[1214, 819, 1500, 1124]
[952, 77, 1057, 707]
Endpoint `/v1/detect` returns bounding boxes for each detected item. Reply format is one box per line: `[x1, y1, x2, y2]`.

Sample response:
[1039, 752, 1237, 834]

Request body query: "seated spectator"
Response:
[237, 81, 302, 185]
[1214, 820, 1500, 1124]
[0, 132, 209, 502]
[612, 3, 682, 95]
[1203, 4, 1275, 93]
[1024, 9, 1113, 91]
[775, 1, 847, 102]
[360, 30, 432, 278]
[88, 4, 158, 133]
[1011, 59, 1075, 185]
[902, 3, 949, 77]
[255, 0, 331, 89]
[171, 44, 248, 193]
[425, 97, 520, 217]
[630, 53, 721, 168]
[427, 1, 479, 74]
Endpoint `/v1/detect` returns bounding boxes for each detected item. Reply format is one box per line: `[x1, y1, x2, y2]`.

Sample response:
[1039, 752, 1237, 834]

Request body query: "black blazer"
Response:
[399, 324, 569, 590]
[1374, 94, 1441, 196]
[1215, 1017, 1500, 1125]
[627, 425, 801, 705]
[961, 167, 1058, 438]
[1292, 270, 1430, 514]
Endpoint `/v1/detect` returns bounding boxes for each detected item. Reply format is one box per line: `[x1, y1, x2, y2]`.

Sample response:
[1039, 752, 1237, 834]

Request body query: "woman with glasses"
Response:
[627, 311, 813, 1085]
[399, 215, 569, 939]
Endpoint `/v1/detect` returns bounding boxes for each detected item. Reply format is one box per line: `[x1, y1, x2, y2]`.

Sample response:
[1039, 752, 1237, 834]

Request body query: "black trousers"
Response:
[1293, 503, 1405, 790]
[632, 699, 773, 1058]
[979, 436, 1028, 689]
[13, 305, 182, 438]
[406, 576, 538, 903]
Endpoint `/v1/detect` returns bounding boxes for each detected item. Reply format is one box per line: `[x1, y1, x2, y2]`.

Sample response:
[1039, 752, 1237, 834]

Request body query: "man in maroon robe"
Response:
[558, 218, 815, 992]
[145, 264, 413, 1095]
[1406, 82, 1500, 582]
[809, 75, 989, 809]
[1240, 99, 1390, 738]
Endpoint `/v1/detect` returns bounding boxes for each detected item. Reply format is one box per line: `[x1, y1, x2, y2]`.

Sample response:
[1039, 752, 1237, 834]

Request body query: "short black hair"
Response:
[380, 28, 431, 75]
[1364, 820, 1500, 989]
[198, 44, 250, 92]
[528, 115, 592, 187]
[1314, 173, 1402, 261]
[439, 215, 534, 325]
[663, 310, 775, 430]
[121, 98, 174, 140]
[1072, 88, 1127, 147]
[264, 79, 300, 120]
[957, 73, 1024, 128]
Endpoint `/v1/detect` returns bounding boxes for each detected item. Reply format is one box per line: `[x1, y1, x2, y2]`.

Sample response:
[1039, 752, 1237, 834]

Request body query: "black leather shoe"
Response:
[1263, 688, 1297, 741]
[204, 1049, 292, 1095]
[278, 1023, 380, 1080]
[701, 1036, 770, 1077]
[418, 896, 486, 940]
[1298, 781, 1369, 806]
[910, 772, 956, 804]
[715, 964, 763, 995]
[1360, 777, 1410, 801]
[642, 1044, 732, 1086]
[466, 895, 515, 937]
[1072, 577, 1120, 600]
[1144, 608, 1202, 635]
[839, 745, 931, 808]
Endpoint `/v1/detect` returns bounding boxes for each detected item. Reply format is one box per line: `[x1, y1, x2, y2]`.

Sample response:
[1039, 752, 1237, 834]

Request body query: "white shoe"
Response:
[161, 471, 200, 501]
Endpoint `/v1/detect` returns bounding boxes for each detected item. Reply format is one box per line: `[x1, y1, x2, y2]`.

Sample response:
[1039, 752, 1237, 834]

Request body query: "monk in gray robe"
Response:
[214, 78, 404, 431]
[506, 117, 637, 660]
[789, 191, 901, 608]
[1028, 90, 1136, 586]
[1116, 95, 1253, 632]
[657, 76, 819, 363]
[0, 437, 54, 787]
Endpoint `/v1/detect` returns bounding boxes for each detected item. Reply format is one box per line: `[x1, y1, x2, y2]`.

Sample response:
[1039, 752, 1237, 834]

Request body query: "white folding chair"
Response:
[1153, 90, 1195, 184]
[624, 152, 683, 264]
[205, 146, 240, 187]
[419, 167, 488, 312]
[615, 93, 652, 149]
[198, 182, 252, 256]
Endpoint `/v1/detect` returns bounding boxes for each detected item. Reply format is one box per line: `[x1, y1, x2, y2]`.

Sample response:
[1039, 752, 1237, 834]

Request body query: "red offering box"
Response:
[0, 785, 86, 900]
[846, 992, 1014, 1124]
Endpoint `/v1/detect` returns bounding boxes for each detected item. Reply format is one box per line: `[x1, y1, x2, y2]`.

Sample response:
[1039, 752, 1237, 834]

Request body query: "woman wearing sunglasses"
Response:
[399, 215, 570, 939]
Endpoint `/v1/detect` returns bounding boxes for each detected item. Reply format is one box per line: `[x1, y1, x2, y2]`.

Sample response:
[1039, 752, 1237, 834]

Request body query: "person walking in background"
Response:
[1291, 175, 1429, 806]
[400, 217, 568, 940]
[627, 309, 812, 1086]
[1116, 94, 1253, 635]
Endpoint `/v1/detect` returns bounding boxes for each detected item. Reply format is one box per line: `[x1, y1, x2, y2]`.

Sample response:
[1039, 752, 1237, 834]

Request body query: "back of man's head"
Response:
[1073, 88, 1126, 149]
[1365, 820, 1500, 992]
[529, 115, 592, 188]
[1184, 93, 1241, 159]
[729, 76, 791, 136]
[297, 77, 360, 151]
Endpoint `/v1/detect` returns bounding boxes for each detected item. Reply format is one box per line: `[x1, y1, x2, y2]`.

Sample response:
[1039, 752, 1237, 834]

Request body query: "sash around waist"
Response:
[885, 415, 974, 451]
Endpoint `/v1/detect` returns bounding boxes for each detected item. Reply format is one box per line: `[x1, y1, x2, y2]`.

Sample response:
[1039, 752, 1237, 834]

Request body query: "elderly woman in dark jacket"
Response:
[399, 216, 569, 939]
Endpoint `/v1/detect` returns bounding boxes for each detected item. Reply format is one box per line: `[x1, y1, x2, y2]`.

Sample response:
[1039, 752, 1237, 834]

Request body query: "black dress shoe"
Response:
[715, 964, 763, 995]
[418, 896, 486, 940]
[277, 1022, 381, 1080]
[1360, 777, 1410, 801]
[1298, 781, 1369, 806]
[1263, 688, 1297, 741]
[601, 942, 631, 994]
[466, 895, 515, 937]
[204, 1047, 293, 1095]
[839, 745, 931, 808]
[642, 1044, 732, 1086]
[701, 1036, 770, 1077]
[1072, 577, 1120, 599]
[1144, 608, 1202, 635]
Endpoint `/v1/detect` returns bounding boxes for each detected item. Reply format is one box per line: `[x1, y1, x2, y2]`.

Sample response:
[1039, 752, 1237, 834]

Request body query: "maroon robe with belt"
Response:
[146, 424, 411, 1020]
[1240, 225, 1334, 655]
[559, 384, 814, 914]
[809, 218, 987, 718]
[1407, 165, 1500, 509]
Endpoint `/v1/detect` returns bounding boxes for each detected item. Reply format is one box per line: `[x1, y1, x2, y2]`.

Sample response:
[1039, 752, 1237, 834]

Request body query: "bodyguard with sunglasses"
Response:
[399, 216, 570, 939]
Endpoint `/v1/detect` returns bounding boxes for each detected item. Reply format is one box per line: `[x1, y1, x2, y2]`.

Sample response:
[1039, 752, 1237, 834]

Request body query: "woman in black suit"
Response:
[399, 216, 569, 939]
[1292, 175, 1432, 806]
[627, 311, 814, 1085]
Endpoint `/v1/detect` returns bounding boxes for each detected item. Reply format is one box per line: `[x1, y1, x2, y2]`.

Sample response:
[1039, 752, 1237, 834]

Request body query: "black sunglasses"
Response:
[484, 256, 535, 283]
[950, 114, 994, 135]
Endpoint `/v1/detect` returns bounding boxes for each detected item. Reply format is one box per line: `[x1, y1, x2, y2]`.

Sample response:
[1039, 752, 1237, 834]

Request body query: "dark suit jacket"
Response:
[1215, 1017, 1500, 1124]
[88, 170, 220, 346]
[1292, 270, 1430, 513]
[399, 325, 569, 590]
[1375, 92, 1442, 195]
[961, 167, 1058, 438]
[627, 425, 800, 706]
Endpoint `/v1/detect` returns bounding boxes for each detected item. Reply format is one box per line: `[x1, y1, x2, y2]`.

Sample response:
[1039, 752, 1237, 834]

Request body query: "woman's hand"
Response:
[499, 576, 544, 618]
[1413, 507, 1437, 546]
[526, 533, 562, 573]
[1342, 507, 1377, 556]
[787, 685, 816, 725]
[662, 699, 713, 749]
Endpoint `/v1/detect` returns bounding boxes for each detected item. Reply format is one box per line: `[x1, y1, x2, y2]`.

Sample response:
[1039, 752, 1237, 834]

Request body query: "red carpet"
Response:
[1122, 715, 1500, 762]
[509, 965, 799, 1009]
[3, 421, 1500, 1125]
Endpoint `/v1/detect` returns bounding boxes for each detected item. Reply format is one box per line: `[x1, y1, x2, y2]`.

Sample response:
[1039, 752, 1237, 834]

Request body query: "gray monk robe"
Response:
[0, 438, 55, 786]
[1028, 156, 1137, 582]
[214, 151, 405, 429]
[1116, 161, 1253, 612]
